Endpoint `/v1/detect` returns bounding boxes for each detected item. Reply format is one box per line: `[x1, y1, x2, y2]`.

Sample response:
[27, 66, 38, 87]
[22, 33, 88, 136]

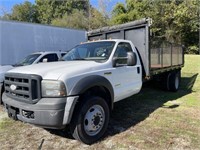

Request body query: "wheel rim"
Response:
[175, 75, 179, 89]
[84, 105, 105, 136]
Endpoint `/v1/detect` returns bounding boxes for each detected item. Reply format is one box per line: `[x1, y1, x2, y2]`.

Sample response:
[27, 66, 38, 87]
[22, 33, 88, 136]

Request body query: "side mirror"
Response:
[42, 58, 48, 63]
[112, 52, 137, 67]
[127, 52, 137, 66]
[112, 57, 128, 67]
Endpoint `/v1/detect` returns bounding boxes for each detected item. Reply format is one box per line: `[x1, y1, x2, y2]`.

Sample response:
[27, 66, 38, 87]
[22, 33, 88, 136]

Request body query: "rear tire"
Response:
[167, 70, 181, 92]
[70, 96, 110, 144]
[159, 70, 181, 92]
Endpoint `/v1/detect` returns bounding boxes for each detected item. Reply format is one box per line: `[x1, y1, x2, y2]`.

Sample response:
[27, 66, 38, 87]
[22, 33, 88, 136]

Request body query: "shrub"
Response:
[186, 45, 199, 54]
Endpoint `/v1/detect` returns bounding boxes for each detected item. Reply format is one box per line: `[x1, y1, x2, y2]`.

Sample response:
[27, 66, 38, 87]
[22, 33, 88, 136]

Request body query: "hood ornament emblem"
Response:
[10, 84, 17, 91]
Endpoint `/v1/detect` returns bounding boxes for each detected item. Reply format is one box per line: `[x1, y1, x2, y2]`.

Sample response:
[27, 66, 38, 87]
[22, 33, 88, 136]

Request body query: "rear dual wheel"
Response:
[70, 96, 110, 144]
[168, 71, 181, 92]
[163, 70, 181, 92]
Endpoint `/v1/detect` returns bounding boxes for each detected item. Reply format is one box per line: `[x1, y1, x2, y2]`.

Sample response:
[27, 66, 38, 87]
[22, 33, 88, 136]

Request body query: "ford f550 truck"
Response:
[2, 18, 184, 144]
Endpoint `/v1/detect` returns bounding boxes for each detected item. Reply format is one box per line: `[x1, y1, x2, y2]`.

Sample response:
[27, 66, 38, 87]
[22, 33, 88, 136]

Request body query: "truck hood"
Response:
[8, 61, 105, 80]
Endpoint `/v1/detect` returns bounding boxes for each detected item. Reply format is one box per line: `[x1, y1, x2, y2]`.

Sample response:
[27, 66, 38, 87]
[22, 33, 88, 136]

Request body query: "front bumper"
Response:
[2, 93, 78, 129]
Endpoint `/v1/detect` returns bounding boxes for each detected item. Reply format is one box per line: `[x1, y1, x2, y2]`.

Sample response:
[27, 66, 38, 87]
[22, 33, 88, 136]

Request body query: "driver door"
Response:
[112, 42, 142, 102]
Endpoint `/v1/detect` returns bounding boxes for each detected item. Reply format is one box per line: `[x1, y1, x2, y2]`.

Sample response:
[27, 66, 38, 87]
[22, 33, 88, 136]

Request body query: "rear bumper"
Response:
[2, 94, 78, 129]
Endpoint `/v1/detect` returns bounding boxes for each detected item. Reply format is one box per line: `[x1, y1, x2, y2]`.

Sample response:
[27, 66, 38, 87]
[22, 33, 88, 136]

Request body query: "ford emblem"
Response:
[10, 84, 17, 91]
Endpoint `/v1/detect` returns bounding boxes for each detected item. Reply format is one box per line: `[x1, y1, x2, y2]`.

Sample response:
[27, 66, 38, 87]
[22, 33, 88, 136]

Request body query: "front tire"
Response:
[70, 96, 110, 144]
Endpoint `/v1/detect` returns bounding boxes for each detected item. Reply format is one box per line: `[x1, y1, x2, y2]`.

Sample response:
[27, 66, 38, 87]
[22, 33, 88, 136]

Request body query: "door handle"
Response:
[137, 67, 140, 74]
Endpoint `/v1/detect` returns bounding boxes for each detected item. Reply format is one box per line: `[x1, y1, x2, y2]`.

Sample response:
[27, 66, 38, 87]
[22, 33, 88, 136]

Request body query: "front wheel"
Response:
[70, 96, 110, 144]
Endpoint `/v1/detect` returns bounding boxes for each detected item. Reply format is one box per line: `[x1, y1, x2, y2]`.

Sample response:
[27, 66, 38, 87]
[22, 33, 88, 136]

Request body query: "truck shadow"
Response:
[106, 72, 198, 137]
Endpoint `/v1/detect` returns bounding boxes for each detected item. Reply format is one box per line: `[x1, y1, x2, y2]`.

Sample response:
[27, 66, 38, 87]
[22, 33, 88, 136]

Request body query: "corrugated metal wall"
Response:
[0, 20, 86, 65]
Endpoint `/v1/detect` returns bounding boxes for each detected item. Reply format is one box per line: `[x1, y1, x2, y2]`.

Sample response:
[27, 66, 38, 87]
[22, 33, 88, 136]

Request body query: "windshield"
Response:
[14, 54, 41, 66]
[62, 41, 116, 62]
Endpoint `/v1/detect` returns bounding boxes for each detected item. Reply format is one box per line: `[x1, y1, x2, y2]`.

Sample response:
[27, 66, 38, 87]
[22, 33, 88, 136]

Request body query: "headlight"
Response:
[42, 80, 67, 97]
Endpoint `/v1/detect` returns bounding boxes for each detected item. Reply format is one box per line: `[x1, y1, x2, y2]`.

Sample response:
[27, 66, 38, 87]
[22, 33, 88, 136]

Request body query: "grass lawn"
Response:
[108, 55, 200, 149]
[0, 55, 200, 149]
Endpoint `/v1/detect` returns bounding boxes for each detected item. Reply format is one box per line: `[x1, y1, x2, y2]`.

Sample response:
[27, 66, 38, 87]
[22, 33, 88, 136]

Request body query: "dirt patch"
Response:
[167, 136, 192, 150]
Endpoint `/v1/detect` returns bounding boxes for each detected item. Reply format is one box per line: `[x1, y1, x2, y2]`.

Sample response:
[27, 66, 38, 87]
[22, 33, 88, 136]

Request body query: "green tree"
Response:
[35, 0, 89, 24]
[8, 1, 38, 23]
[50, 0, 108, 30]
[51, 10, 88, 30]
[89, 7, 108, 30]
[51, 7, 108, 30]
[112, 3, 127, 16]
[110, 0, 199, 53]
[111, 3, 128, 24]
[174, 0, 199, 52]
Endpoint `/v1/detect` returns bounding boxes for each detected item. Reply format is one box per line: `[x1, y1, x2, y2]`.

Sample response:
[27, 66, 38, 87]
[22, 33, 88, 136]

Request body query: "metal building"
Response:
[0, 20, 86, 65]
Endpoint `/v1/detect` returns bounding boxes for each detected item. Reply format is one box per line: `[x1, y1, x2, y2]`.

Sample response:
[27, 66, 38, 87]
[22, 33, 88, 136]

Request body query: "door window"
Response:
[114, 42, 132, 65]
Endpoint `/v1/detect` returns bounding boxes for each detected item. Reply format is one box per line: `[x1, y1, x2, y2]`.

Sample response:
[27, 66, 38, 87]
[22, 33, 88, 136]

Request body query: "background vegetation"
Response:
[0, 0, 199, 54]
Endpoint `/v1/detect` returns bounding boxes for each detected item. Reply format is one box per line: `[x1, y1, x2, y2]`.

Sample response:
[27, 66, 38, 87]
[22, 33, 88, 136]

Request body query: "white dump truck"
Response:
[2, 18, 184, 144]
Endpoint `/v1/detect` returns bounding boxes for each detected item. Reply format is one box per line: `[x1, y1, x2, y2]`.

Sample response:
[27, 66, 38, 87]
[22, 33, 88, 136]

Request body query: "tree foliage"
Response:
[51, 10, 88, 29]
[2, 0, 199, 53]
[51, 7, 108, 30]
[8, 1, 38, 23]
[35, 0, 89, 24]
[89, 7, 108, 30]
[3, 0, 107, 30]
[110, 0, 199, 54]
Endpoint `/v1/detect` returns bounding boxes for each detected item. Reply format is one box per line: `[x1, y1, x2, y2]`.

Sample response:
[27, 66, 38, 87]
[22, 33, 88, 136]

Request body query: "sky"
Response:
[0, 0, 125, 16]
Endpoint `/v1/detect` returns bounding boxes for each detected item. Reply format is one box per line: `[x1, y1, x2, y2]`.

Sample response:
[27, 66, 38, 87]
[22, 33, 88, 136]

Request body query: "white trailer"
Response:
[0, 20, 86, 65]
